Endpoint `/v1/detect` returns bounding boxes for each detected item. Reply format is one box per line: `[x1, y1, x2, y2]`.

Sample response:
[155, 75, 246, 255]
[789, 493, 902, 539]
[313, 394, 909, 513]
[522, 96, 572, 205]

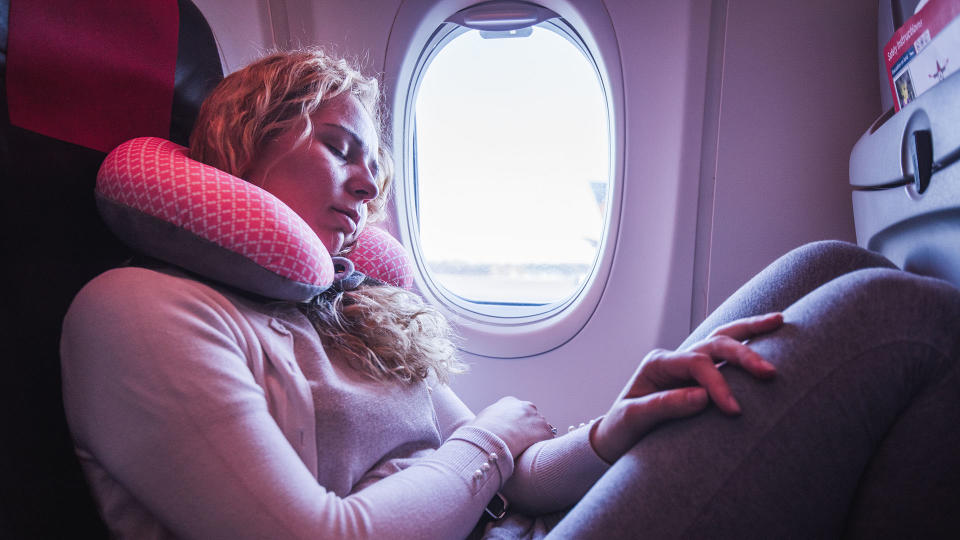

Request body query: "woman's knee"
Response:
[778, 240, 896, 275]
[717, 242, 897, 321]
[788, 267, 960, 356]
[839, 267, 959, 310]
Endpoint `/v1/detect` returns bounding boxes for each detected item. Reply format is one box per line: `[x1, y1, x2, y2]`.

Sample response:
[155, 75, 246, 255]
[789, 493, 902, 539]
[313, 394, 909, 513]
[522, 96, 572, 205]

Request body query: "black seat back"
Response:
[0, 1, 222, 535]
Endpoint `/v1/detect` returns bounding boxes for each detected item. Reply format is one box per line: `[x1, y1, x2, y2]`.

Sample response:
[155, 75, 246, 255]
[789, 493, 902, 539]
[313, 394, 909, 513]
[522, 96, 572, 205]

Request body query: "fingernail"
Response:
[728, 396, 742, 414]
[751, 352, 775, 372]
[688, 388, 707, 405]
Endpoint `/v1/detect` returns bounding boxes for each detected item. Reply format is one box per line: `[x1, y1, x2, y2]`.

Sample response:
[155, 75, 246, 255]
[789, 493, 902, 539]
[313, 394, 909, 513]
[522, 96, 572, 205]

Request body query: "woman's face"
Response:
[247, 94, 380, 254]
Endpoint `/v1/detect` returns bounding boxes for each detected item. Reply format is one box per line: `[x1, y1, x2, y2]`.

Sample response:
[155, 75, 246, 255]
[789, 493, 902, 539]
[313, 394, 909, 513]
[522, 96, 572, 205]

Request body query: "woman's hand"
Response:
[469, 397, 554, 459]
[590, 312, 784, 463]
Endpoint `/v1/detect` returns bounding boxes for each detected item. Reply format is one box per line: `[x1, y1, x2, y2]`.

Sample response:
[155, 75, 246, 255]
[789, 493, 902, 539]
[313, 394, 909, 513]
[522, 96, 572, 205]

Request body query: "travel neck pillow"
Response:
[96, 137, 412, 302]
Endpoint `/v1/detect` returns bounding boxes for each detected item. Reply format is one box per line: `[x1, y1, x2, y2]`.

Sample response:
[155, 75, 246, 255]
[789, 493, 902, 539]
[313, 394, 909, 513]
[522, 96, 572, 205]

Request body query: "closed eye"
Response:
[325, 143, 348, 160]
[320, 123, 376, 174]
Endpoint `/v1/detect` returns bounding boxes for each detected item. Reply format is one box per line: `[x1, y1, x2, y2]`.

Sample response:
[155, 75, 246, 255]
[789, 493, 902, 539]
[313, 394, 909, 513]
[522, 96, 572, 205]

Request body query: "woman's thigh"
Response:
[550, 268, 960, 539]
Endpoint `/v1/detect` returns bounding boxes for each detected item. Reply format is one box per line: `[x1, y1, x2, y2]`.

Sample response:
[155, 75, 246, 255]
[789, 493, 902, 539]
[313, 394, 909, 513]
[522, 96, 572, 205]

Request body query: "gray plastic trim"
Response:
[850, 70, 960, 287]
[446, 1, 557, 31]
[850, 70, 960, 188]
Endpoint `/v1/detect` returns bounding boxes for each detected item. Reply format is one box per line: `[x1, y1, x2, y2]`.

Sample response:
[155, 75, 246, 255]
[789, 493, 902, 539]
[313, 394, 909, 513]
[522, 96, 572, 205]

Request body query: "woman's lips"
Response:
[332, 207, 358, 233]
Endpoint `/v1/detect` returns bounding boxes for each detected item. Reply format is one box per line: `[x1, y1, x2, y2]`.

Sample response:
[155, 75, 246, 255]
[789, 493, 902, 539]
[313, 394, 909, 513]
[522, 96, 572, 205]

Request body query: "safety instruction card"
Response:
[885, 0, 960, 111]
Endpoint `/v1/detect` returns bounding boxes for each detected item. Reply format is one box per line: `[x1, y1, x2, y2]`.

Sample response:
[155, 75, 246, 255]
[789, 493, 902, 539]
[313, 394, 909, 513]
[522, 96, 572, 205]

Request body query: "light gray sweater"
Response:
[60, 267, 608, 539]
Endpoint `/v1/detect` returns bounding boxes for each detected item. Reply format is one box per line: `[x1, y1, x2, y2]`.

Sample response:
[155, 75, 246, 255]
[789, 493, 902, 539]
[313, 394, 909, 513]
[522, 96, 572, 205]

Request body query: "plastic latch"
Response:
[910, 129, 934, 194]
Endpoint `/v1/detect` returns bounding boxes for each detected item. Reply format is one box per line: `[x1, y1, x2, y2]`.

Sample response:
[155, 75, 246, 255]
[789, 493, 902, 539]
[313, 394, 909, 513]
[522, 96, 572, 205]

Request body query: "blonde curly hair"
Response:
[190, 48, 391, 222]
[189, 48, 464, 384]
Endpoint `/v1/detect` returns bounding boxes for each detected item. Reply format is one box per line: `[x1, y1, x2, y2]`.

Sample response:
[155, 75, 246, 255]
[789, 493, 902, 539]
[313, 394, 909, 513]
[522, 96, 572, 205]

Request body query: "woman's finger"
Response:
[695, 335, 777, 379]
[644, 350, 741, 414]
[625, 387, 710, 431]
[685, 354, 741, 414]
[710, 312, 784, 342]
[592, 388, 710, 462]
[639, 350, 709, 389]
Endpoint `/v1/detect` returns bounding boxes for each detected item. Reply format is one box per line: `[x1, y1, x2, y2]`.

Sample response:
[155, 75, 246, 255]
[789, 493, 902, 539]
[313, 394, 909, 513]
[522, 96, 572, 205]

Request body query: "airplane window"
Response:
[411, 12, 610, 318]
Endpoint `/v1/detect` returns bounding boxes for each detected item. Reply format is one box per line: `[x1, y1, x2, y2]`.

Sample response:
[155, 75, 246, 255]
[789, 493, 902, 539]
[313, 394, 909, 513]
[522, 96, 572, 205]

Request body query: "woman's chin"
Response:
[318, 233, 344, 256]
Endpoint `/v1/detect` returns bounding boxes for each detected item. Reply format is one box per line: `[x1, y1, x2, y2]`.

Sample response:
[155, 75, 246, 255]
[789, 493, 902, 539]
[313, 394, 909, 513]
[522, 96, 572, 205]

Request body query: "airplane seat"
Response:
[848, 17, 960, 531]
[850, 62, 960, 288]
[0, 0, 223, 536]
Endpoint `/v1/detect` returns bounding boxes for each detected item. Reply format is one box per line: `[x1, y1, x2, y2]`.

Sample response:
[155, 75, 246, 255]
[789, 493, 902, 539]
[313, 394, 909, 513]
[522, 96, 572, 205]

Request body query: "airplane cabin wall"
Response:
[192, 0, 274, 72]
[691, 0, 881, 327]
[191, 0, 880, 428]
[193, 0, 403, 74]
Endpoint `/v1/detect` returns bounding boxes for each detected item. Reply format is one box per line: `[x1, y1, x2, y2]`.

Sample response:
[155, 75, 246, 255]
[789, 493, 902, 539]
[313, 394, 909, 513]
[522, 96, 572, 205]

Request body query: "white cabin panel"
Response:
[692, 0, 880, 325]
[192, 0, 274, 73]
[420, 0, 714, 426]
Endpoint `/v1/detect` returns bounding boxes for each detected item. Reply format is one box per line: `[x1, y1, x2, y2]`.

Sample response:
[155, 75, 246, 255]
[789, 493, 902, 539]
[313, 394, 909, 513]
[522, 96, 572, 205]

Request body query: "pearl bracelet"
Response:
[568, 417, 599, 433]
[472, 452, 501, 482]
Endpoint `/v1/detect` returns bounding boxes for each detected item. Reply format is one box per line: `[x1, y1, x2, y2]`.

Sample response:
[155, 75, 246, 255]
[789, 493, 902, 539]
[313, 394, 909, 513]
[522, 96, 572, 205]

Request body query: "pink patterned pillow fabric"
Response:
[350, 226, 414, 290]
[96, 137, 415, 300]
[96, 137, 334, 301]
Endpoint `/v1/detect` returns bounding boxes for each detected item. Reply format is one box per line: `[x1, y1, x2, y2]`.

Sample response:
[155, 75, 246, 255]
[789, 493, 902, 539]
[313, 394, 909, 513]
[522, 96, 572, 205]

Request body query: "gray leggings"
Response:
[550, 241, 960, 539]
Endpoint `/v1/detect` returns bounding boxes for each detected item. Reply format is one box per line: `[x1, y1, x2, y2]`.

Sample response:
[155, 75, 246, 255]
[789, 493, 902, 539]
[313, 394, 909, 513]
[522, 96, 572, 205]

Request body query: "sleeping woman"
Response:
[60, 48, 960, 539]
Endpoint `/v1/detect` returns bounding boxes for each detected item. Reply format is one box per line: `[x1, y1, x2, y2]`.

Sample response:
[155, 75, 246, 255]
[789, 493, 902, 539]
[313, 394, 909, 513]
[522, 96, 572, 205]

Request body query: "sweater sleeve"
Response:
[503, 422, 611, 514]
[60, 268, 511, 540]
[429, 383, 611, 515]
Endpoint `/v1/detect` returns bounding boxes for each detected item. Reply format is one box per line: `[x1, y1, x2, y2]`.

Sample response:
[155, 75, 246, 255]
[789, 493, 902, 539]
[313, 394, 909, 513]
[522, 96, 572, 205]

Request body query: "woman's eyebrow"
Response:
[321, 123, 380, 177]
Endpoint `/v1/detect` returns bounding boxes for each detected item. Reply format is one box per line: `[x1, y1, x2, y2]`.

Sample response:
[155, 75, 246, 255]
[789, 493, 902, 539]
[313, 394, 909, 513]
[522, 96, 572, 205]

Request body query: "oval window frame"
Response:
[383, 0, 624, 358]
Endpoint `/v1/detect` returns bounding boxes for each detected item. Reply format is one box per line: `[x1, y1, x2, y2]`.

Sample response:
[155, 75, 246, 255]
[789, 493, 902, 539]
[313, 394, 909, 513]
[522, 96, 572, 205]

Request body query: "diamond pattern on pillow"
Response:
[97, 137, 334, 295]
[350, 226, 414, 289]
[97, 137, 416, 301]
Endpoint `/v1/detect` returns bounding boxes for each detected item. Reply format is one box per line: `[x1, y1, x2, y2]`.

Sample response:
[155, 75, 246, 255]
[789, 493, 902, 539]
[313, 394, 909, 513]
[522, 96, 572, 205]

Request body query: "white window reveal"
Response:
[413, 2, 611, 317]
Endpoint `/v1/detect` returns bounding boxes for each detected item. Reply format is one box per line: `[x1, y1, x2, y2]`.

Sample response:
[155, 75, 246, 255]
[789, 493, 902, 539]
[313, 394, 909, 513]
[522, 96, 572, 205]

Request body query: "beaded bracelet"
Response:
[472, 451, 502, 483]
[568, 417, 599, 433]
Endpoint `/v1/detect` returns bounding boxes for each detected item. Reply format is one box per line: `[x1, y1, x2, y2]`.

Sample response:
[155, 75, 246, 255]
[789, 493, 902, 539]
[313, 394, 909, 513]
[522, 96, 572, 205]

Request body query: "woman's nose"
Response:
[347, 163, 379, 202]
